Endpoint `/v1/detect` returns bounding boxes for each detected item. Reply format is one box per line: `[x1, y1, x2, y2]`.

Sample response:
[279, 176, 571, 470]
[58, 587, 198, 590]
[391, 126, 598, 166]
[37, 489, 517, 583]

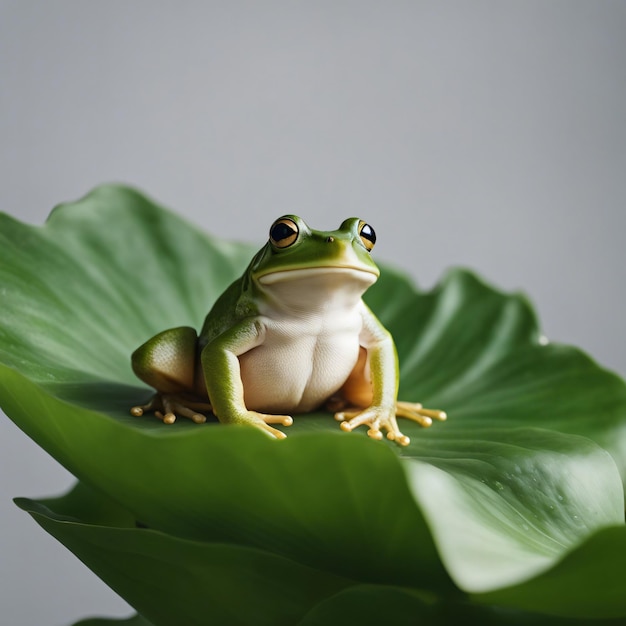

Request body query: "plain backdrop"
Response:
[1, 2, 625, 625]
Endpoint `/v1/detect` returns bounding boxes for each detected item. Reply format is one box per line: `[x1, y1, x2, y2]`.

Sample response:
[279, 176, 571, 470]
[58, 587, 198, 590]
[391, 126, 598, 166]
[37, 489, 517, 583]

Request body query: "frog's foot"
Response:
[335, 402, 447, 447]
[335, 406, 410, 446]
[235, 411, 293, 440]
[130, 394, 212, 425]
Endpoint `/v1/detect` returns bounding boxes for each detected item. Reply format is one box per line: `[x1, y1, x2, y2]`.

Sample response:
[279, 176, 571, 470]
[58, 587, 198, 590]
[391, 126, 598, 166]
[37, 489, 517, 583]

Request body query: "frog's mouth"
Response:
[257, 265, 379, 286]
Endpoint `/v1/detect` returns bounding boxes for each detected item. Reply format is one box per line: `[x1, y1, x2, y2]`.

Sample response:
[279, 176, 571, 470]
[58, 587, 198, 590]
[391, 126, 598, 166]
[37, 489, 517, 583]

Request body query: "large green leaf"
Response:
[1, 185, 625, 624]
[17, 483, 626, 626]
[474, 524, 626, 618]
[17, 485, 354, 626]
[0, 186, 251, 386]
[365, 265, 626, 480]
[404, 430, 623, 596]
[1, 365, 447, 589]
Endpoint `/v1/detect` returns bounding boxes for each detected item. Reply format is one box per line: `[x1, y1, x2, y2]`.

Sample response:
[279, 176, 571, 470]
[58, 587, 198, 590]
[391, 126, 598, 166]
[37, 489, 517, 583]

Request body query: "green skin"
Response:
[130, 215, 445, 445]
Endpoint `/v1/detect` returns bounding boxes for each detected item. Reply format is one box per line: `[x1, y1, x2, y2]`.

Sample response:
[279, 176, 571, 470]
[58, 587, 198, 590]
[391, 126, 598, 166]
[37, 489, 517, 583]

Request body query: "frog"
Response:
[130, 215, 446, 446]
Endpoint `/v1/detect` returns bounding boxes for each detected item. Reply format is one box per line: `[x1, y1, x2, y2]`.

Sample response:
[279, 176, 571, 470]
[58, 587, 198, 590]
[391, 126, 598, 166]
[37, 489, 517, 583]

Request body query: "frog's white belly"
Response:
[238, 312, 362, 414]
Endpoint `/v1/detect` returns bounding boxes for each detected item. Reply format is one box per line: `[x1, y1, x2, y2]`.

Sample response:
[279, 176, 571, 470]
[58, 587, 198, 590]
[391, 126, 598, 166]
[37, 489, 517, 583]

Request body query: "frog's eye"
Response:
[270, 218, 299, 249]
[358, 221, 376, 252]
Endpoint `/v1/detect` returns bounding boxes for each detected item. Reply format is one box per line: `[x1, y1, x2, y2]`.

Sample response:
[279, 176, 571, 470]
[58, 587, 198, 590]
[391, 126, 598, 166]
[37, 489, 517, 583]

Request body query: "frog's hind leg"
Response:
[130, 326, 210, 424]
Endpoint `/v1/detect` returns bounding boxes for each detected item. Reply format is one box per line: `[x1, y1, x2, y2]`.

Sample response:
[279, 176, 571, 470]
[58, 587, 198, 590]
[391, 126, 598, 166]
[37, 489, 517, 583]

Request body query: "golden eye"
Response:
[358, 221, 376, 252]
[269, 217, 299, 248]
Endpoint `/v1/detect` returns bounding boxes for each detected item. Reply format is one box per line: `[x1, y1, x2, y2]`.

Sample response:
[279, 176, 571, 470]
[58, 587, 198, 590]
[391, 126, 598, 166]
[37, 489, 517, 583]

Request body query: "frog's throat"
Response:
[256, 265, 379, 286]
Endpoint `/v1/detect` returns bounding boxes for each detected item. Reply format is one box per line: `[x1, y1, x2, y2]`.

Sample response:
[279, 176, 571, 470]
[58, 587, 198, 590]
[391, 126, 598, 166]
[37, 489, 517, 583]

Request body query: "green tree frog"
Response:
[130, 215, 446, 446]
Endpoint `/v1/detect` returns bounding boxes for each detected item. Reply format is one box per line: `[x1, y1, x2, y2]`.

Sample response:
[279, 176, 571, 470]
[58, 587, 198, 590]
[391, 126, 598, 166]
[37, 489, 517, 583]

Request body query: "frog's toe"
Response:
[167, 403, 207, 424]
[155, 410, 177, 425]
[336, 407, 412, 446]
[260, 423, 288, 439]
[337, 408, 387, 442]
[395, 401, 447, 428]
[261, 414, 294, 427]
[162, 396, 209, 424]
[130, 396, 158, 417]
[385, 428, 411, 447]
[246, 412, 292, 439]
[130, 393, 210, 425]
[336, 408, 373, 431]
[334, 406, 373, 422]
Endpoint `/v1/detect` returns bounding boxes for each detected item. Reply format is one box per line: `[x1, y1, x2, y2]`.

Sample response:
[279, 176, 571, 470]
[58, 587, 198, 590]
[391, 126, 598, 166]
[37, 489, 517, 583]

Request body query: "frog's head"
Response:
[247, 215, 380, 303]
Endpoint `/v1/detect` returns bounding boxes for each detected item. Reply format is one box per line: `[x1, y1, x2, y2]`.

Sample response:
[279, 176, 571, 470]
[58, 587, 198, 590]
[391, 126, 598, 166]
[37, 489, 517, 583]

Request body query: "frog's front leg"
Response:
[335, 306, 446, 446]
[200, 320, 293, 439]
[130, 326, 211, 424]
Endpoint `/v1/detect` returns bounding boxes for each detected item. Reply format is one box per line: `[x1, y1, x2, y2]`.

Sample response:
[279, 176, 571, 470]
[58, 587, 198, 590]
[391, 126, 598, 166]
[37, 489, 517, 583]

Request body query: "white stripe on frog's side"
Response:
[240, 267, 377, 413]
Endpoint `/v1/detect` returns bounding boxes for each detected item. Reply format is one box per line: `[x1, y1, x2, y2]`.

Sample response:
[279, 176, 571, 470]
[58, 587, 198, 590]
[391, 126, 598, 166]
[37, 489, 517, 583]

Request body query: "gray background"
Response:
[1, 2, 625, 624]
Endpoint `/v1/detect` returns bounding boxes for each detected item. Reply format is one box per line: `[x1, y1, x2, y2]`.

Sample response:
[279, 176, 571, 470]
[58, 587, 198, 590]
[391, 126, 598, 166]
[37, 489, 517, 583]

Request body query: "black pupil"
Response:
[361, 224, 376, 244]
[271, 222, 296, 242]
